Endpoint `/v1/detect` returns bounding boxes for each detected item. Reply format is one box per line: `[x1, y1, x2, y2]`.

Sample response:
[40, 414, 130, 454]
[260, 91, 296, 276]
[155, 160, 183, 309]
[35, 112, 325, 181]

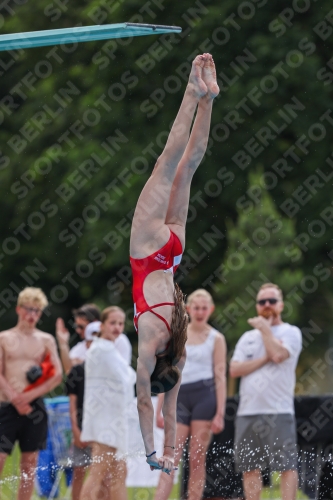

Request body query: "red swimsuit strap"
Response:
[140, 302, 175, 332]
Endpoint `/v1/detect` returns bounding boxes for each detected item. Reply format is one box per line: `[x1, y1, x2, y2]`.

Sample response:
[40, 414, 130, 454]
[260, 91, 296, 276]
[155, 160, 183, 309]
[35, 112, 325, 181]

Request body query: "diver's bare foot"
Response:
[202, 53, 219, 99]
[188, 54, 208, 98]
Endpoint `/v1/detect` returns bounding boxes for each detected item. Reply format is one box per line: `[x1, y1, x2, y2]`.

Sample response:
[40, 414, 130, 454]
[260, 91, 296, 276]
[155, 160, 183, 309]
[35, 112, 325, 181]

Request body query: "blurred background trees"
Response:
[1, 0, 333, 389]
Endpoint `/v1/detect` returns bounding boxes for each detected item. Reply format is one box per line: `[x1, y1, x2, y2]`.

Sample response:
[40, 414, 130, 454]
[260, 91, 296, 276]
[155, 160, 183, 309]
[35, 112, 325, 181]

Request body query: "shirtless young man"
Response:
[0, 287, 62, 500]
[130, 53, 219, 475]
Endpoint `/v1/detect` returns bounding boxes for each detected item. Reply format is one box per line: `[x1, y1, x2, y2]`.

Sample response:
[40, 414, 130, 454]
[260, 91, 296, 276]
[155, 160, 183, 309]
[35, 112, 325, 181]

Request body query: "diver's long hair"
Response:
[150, 283, 188, 395]
[169, 283, 188, 363]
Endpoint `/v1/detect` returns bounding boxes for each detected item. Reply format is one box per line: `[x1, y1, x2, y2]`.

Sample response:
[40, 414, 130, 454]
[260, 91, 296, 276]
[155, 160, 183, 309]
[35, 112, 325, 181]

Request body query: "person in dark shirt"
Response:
[65, 363, 91, 500]
[64, 321, 100, 500]
[65, 364, 85, 434]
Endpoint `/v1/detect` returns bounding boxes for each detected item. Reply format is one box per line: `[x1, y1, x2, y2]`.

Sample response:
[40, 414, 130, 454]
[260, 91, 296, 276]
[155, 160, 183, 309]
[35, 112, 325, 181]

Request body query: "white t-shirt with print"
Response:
[231, 323, 302, 416]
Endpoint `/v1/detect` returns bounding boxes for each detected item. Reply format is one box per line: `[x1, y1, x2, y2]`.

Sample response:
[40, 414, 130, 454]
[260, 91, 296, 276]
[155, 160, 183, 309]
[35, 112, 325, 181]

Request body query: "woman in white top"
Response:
[154, 289, 227, 500]
[80, 306, 136, 500]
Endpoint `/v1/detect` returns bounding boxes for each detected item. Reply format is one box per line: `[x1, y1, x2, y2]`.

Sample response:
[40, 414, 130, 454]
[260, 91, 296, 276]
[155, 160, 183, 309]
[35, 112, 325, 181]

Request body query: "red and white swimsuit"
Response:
[130, 231, 183, 333]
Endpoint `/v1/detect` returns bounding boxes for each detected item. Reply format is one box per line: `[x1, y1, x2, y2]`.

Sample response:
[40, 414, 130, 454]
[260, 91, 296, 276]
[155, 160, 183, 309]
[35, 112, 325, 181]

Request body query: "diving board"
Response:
[0, 22, 182, 51]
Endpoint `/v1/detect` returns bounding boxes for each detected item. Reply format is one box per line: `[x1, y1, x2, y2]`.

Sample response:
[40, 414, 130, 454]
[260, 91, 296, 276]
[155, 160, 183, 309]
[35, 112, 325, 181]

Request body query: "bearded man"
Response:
[229, 283, 302, 500]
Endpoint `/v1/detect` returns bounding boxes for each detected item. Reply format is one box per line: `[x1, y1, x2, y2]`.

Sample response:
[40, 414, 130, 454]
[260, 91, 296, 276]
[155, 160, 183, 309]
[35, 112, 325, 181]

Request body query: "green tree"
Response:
[1, 0, 333, 373]
[213, 169, 304, 346]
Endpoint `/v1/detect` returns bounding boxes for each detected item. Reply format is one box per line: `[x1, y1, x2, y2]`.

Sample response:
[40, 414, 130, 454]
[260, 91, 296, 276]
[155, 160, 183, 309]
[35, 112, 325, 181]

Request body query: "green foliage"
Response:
[213, 169, 304, 346]
[0, 0, 333, 369]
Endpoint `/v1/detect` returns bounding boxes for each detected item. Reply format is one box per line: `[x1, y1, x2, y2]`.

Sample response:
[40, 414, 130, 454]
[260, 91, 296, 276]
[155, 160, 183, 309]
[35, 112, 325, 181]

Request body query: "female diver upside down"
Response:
[130, 53, 220, 475]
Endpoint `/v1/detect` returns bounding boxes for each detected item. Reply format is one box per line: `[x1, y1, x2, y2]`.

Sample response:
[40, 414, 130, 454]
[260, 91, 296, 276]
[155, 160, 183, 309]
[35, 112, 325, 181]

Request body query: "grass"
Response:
[1, 445, 20, 500]
[260, 473, 309, 499]
[0, 446, 181, 500]
[0, 448, 309, 499]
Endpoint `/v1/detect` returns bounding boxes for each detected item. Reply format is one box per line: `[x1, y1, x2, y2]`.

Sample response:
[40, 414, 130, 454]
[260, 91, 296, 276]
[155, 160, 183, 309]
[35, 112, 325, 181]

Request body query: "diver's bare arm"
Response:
[162, 354, 186, 453]
[162, 383, 179, 456]
[136, 347, 157, 456]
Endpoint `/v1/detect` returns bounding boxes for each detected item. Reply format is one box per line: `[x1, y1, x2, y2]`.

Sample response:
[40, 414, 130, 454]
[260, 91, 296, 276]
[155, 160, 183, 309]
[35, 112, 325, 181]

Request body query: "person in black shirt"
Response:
[65, 363, 91, 500]
[64, 320, 101, 500]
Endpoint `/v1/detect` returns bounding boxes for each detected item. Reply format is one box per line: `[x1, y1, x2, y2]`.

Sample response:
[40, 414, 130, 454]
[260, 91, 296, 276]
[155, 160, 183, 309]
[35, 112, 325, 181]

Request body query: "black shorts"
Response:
[177, 378, 216, 426]
[0, 398, 48, 455]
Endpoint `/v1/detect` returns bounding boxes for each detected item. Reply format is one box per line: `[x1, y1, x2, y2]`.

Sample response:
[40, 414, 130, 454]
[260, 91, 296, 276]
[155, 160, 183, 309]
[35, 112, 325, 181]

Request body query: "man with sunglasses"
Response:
[230, 283, 302, 500]
[56, 303, 101, 374]
[56, 303, 132, 374]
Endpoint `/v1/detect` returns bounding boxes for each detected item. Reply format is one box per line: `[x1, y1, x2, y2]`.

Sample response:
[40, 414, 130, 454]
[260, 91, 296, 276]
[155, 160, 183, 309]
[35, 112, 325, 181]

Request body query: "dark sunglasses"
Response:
[73, 324, 85, 330]
[256, 298, 279, 306]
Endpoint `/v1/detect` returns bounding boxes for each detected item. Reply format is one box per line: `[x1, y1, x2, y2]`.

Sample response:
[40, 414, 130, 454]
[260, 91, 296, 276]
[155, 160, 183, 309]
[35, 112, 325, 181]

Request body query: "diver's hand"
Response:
[146, 454, 177, 475]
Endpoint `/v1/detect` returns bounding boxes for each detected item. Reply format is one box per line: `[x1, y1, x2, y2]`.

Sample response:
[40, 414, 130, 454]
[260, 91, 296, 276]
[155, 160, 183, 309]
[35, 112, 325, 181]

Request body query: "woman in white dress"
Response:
[154, 289, 227, 500]
[80, 306, 135, 500]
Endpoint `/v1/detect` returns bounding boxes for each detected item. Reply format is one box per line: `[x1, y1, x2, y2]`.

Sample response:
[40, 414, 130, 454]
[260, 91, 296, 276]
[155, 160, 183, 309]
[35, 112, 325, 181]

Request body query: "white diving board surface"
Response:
[0, 22, 182, 51]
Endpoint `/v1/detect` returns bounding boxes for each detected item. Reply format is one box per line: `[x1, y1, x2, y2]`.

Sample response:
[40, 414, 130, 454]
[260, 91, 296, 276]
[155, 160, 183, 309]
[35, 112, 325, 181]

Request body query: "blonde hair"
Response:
[257, 283, 283, 300]
[17, 287, 48, 310]
[101, 306, 125, 323]
[186, 288, 214, 306]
